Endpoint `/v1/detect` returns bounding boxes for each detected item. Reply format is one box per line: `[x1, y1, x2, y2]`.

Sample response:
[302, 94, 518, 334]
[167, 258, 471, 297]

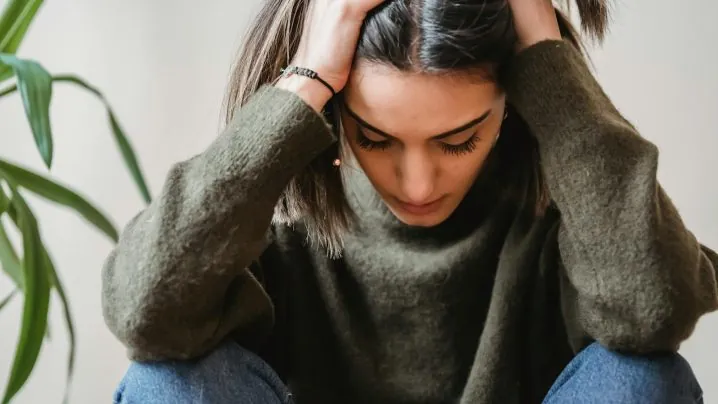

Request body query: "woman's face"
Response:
[341, 62, 506, 227]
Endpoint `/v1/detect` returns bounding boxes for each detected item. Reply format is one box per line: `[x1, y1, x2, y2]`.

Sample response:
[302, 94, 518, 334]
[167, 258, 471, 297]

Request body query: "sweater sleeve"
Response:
[506, 40, 718, 353]
[101, 85, 335, 361]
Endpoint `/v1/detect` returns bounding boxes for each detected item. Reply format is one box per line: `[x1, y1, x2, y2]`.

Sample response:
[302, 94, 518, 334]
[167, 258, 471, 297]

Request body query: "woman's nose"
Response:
[398, 149, 436, 204]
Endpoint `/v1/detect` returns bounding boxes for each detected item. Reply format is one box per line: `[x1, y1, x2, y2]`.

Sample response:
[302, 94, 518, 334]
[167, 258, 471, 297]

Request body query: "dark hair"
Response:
[224, 0, 611, 256]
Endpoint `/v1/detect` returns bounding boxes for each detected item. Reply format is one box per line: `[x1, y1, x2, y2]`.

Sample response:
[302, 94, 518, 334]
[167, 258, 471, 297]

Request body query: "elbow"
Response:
[102, 289, 218, 362]
[101, 255, 205, 361]
[581, 291, 708, 354]
[582, 248, 718, 354]
[100, 280, 163, 361]
[625, 309, 700, 354]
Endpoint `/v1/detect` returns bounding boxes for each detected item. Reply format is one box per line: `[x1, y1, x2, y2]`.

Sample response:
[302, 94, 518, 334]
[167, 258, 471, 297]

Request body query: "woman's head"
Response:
[341, 1, 515, 227]
[225, 0, 610, 254]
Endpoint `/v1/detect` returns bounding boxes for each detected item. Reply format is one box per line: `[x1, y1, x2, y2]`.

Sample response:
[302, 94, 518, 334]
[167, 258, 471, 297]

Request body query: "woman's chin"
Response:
[386, 202, 455, 228]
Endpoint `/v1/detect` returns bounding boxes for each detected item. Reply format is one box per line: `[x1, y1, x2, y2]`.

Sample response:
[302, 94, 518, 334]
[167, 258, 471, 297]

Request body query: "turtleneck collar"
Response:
[341, 149, 504, 248]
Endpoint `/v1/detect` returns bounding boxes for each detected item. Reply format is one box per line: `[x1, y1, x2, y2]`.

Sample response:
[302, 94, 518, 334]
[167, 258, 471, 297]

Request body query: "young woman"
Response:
[104, 0, 718, 402]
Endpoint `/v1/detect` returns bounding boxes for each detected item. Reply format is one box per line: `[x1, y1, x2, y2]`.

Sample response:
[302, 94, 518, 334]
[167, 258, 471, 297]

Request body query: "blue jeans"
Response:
[114, 341, 703, 404]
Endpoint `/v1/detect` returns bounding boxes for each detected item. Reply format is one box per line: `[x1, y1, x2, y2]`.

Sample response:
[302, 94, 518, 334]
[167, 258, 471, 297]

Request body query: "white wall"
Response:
[0, 0, 716, 402]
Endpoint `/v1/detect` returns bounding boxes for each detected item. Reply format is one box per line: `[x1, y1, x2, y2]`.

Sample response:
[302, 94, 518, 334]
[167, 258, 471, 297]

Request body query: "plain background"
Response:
[1, 0, 716, 402]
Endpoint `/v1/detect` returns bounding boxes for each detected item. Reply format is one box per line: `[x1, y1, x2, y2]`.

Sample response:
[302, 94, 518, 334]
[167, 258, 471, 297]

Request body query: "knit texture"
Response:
[101, 40, 718, 403]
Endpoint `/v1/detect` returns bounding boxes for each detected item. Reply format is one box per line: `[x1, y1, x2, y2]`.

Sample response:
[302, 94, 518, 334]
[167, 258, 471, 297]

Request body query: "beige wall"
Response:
[0, 0, 716, 402]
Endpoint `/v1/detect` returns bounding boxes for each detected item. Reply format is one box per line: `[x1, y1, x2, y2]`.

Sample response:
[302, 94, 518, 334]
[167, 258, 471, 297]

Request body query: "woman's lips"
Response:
[395, 196, 445, 215]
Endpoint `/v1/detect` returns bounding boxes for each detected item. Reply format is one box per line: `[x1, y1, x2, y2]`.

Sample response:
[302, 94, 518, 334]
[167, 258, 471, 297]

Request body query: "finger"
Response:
[345, 0, 387, 17]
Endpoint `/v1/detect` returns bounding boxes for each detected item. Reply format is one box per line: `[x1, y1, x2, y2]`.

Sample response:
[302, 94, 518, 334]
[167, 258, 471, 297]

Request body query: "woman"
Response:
[105, 0, 717, 402]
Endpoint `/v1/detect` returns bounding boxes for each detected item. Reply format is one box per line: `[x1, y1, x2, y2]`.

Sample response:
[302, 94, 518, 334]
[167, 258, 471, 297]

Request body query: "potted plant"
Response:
[0, 1, 150, 402]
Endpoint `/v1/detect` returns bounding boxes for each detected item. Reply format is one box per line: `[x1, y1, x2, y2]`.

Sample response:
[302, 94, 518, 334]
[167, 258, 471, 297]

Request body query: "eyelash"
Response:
[356, 129, 480, 156]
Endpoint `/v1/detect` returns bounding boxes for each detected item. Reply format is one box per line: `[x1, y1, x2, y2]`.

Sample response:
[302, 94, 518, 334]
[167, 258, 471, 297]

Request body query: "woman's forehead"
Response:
[343, 63, 503, 137]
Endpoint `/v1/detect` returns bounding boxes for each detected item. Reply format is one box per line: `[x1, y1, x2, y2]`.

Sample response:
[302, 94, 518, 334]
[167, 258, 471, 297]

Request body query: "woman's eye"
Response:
[355, 127, 481, 156]
[356, 129, 391, 151]
[439, 133, 480, 156]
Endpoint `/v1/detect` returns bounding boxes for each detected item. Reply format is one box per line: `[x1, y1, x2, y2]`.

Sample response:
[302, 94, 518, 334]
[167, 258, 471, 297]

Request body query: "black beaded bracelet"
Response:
[280, 66, 337, 97]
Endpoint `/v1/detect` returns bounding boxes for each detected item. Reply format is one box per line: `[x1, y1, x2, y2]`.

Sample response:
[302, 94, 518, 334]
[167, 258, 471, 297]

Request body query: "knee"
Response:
[113, 340, 290, 404]
[546, 343, 703, 404]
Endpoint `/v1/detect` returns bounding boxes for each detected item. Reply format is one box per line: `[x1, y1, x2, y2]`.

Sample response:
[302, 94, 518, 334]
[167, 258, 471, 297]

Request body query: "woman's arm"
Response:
[101, 86, 334, 361]
[506, 39, 718, 353]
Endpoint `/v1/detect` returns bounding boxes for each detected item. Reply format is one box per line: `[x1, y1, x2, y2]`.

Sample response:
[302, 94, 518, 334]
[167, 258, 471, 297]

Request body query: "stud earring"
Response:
[332, 158, 342, 167]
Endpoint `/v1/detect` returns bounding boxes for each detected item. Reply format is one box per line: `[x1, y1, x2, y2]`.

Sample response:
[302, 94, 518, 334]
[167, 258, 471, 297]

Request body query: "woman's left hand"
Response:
[507, 0, 562, 51]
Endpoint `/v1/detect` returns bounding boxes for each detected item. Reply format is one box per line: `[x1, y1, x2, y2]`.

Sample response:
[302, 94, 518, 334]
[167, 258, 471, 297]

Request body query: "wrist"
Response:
[275, 75, 333, 113]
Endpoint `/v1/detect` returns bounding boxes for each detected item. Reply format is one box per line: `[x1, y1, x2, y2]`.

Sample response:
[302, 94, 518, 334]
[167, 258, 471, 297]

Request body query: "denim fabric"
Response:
[114, 341, 703, 403]
[114, 341, 293, 404]
[543, 342, 703, 403]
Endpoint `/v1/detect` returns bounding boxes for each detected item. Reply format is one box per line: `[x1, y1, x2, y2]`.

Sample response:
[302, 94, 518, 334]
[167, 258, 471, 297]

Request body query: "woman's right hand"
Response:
[275, 0, 386, 112]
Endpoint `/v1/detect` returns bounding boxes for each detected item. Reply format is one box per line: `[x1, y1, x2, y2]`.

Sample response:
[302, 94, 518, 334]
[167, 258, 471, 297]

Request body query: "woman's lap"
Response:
[543, 343, 703, 403]
[114, 341, 292, 404]
[114, 340, 702, 404]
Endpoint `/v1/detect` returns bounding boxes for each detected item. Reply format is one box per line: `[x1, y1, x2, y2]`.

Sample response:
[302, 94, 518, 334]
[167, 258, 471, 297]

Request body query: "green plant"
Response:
[0, 1, 151, 402]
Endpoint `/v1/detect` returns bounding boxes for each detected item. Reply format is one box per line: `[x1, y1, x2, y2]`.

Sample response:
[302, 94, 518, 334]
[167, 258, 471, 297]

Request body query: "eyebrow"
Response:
[343, 103, 492, 140]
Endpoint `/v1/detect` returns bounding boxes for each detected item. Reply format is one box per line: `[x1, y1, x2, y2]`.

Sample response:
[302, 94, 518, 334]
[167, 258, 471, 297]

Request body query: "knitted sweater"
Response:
[101, 40, 718, 403]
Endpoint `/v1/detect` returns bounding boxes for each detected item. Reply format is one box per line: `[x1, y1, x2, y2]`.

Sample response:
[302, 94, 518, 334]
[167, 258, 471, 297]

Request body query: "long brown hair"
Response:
[223, 0, 611, 256]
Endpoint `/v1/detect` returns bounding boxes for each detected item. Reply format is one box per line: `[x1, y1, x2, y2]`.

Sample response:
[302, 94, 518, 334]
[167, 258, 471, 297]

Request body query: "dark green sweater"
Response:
[101, 40, 718, 403]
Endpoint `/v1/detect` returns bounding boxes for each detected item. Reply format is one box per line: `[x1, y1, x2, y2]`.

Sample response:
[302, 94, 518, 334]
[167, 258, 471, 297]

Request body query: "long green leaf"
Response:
[0, 75, 153, 203]
[0, 159, 118, 242]
[43, 249, 75, 404]
[54, 75, 152, 203]
[0, 176, 51, 404]
[0, 0, 44, 54]
[0, 185, 8, 213]
[0, 0, 29, 80]
[0, 219, 23, 289]
[0, 187, 23, 289]
[0, 80, 17, 97]
[0, 185, 19, 223]
[0, 0, 25, 41]
[1, 189, 74, 402]
[0, 66, 10, 83]
[0, 53, 53, 168]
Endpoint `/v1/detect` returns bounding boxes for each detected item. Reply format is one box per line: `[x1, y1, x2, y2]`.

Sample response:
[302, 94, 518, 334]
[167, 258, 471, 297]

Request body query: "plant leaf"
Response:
[0, 0, 44, 54]
[54, 75, 152, 203]
[0, 0, 26, 40]
[0, 289, 17, 311]
[0, 185, 8, 214]
[0, 75, 153, 203]
[0, 176, 51, 404]
[0, 80, 16, 97]
[0, 185, 19, 222]
[0, 182, 75, 402]
[0, 187, 23, 289]
[43, 248, 75, 404]
[0, 159, 118, 242]
[0, 218, 23, 289]
[0, 53, 53, 168]
[0, 66, 11, 83]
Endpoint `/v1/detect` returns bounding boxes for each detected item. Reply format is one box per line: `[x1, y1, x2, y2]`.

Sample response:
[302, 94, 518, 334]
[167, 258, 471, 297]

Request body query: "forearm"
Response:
[101, 85, 334, 360]
[507, 40, 718, 351]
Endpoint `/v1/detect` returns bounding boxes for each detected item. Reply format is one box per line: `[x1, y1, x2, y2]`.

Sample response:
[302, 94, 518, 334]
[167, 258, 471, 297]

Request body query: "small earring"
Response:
[332, 158, 342, 167]
[503, 111, 509, 121]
